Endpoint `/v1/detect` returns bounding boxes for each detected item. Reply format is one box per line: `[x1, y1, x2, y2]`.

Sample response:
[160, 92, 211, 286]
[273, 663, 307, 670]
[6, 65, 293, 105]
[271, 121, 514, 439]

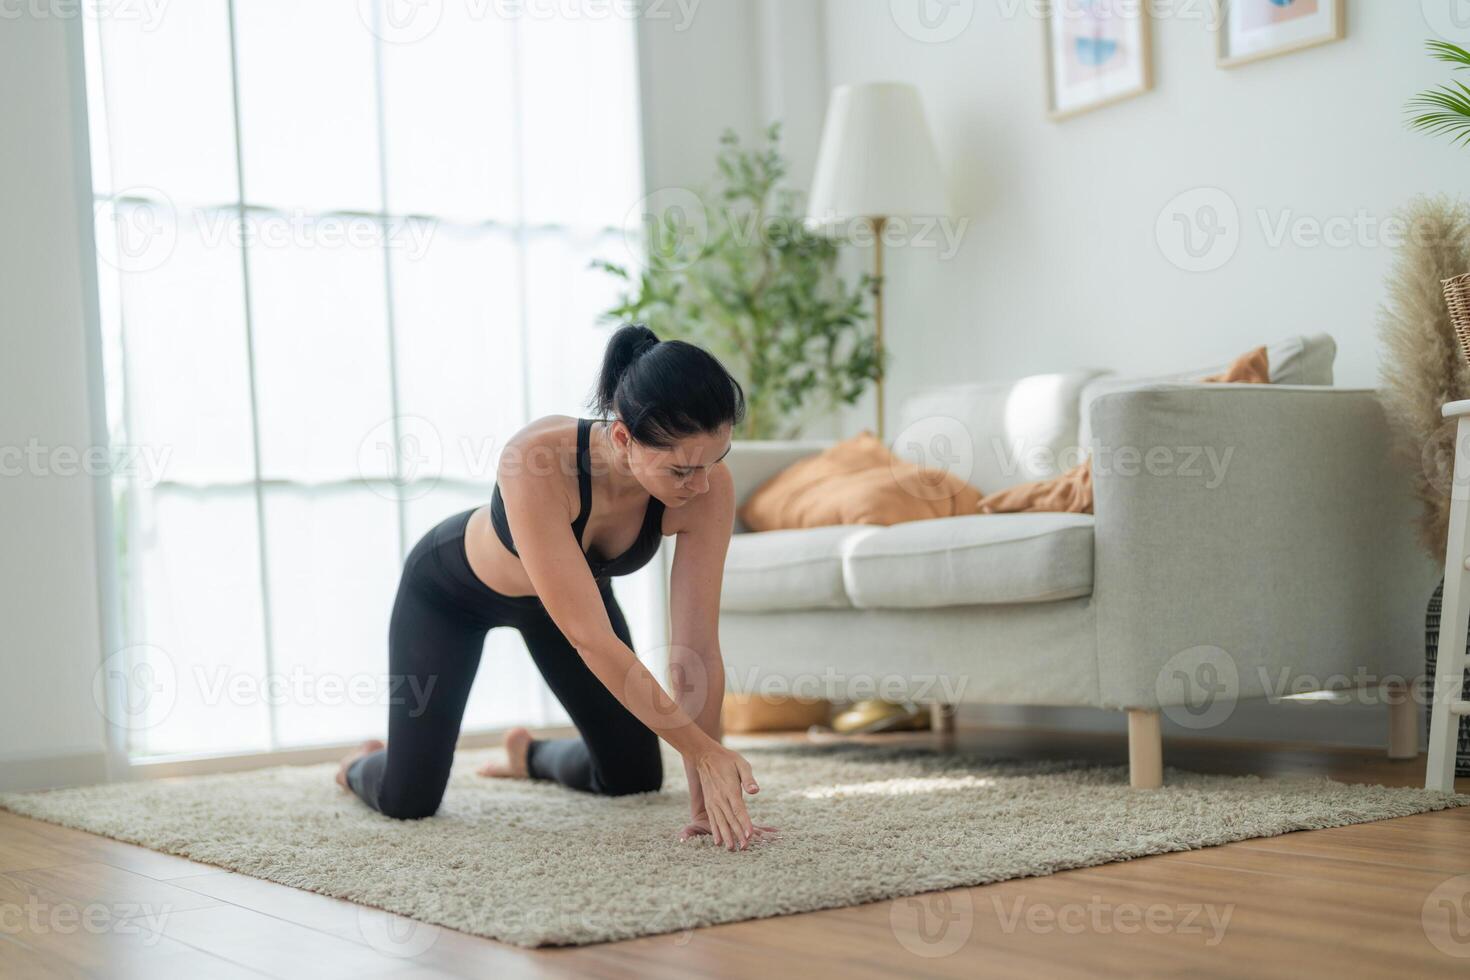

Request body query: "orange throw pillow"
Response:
[738, 431, 983, 531]
[977, 457, 1094, 515]
[1200, 345, 1269, 383]
[975, 345, 1269, 515]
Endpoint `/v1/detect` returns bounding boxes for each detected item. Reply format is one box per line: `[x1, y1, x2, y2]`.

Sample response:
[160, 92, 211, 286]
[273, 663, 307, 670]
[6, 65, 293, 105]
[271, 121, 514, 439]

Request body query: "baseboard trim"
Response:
[0, 751, 111, 793]
[126, 726, 580, 781]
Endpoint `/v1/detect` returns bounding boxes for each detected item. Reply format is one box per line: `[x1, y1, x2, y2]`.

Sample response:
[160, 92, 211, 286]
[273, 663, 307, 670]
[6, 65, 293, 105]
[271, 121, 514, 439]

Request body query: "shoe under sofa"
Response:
[715, 334, 1439, 787]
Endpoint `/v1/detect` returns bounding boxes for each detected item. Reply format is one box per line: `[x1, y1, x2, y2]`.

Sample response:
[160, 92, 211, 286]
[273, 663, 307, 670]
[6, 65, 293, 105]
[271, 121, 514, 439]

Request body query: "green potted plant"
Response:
[594, 123, 879, 440]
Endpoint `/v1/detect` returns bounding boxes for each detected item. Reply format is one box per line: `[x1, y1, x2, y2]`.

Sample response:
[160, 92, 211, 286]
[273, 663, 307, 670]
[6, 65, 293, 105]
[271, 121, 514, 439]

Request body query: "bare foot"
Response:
[477, 727, 532, 779]
[336, 739, 384, 791]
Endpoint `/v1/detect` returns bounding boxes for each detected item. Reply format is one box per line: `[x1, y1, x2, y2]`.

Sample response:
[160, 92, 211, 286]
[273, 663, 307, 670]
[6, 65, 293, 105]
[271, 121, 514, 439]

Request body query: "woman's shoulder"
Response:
[498, 415, 583, 490]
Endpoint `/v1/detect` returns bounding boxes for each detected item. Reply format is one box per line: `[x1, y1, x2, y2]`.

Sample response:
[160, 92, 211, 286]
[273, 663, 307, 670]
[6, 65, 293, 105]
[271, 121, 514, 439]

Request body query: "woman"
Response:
[336, 323, 774, 851]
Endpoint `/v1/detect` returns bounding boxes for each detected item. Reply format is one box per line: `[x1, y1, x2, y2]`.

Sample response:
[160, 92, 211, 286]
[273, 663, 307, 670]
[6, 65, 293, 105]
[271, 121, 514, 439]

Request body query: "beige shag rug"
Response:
[3, 742, 1467, 947]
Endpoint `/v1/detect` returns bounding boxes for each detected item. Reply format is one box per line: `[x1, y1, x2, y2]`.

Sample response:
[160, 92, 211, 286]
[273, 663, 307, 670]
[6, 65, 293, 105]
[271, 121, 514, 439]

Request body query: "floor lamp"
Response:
[807, 82, 951, 732]
[807, 81, 950, 443]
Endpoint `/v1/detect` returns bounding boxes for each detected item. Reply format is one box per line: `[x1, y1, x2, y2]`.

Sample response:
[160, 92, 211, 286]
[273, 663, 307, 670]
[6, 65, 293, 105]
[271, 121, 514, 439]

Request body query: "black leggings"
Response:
[346, 507, 663, 819]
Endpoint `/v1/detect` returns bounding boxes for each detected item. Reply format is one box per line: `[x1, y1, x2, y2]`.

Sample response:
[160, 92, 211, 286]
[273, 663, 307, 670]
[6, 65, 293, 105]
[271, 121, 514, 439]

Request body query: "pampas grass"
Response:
[1377, 195, 1470, 560]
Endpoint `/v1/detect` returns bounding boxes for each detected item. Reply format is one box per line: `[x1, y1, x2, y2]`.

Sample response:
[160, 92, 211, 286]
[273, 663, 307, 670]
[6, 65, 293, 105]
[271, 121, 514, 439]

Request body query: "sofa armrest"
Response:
[724, 439, 834, 533]
[1089, 383, 1439, 709]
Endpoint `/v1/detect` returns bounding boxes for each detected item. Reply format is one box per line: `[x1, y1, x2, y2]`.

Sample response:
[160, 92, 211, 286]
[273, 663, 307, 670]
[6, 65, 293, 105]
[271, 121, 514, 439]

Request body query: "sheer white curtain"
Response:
[84, 1, 659, 759]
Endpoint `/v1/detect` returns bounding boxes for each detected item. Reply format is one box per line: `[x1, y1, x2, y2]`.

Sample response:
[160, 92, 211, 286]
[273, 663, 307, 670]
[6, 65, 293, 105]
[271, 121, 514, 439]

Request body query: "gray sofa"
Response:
[715, 335, 1439, 786]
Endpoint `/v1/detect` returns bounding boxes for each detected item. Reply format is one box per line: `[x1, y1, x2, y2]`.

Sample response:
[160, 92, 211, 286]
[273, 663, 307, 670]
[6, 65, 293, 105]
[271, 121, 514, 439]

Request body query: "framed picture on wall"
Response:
[1043, 0, 1152, 120]
[1215, 0, 1345, 68]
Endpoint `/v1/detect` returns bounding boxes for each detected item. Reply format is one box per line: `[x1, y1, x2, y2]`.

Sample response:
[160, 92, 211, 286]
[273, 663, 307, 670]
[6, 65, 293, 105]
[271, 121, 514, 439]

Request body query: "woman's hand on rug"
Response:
[689, 744, 760, 850]
[678, 810, 778, 845]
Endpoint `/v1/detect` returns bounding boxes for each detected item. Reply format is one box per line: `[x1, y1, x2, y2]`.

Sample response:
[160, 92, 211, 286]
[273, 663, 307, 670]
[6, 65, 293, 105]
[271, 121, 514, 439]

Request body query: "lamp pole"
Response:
[871, 215, 886, 443]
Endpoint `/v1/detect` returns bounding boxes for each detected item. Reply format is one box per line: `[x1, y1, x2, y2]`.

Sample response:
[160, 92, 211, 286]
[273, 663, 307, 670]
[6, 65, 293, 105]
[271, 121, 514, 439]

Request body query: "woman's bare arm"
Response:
[499, 436, 759, 846]
[498, 439, 705, 752]
[666, 463, 737, 812]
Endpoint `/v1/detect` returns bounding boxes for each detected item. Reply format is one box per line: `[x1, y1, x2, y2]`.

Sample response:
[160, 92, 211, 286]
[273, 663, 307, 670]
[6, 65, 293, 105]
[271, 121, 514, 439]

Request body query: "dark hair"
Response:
[590, 323, 745, 449]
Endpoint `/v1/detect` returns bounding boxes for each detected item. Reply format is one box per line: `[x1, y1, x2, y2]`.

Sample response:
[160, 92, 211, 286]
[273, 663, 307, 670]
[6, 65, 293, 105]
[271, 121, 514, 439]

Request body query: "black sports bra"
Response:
[489, 417, 666, 580]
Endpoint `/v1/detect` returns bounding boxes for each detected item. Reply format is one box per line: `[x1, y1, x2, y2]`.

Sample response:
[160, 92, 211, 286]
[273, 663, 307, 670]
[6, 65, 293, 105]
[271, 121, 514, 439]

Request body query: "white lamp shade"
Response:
[806, 82, 950, 226]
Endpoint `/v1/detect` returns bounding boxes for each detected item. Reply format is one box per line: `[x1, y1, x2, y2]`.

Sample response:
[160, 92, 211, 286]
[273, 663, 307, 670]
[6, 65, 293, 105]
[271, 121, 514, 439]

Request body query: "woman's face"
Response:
[615, 421, 732, 505]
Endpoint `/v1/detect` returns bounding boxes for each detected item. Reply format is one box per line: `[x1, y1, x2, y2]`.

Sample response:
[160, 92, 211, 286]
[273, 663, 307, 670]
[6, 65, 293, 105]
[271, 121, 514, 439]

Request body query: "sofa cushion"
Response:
[1077, 333, 1336, 448]
[842, 513, 1095, 609]
[895, 369, 1110, 495]
[721, 524, 882, 612]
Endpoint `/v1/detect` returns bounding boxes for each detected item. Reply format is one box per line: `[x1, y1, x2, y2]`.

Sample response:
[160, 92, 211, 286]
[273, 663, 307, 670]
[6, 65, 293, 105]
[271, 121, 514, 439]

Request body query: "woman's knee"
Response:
[375, 780, 446, 820]
[595, 749, 664, 796]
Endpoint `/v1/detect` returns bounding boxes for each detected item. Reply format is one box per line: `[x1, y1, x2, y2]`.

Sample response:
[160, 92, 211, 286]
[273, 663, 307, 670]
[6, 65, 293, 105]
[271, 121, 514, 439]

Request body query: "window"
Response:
[85, 1, 657, 758]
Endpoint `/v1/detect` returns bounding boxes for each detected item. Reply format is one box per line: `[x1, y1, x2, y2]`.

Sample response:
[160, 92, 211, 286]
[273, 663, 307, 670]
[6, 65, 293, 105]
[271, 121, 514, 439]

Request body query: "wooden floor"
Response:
[2, 727, 1468, 979]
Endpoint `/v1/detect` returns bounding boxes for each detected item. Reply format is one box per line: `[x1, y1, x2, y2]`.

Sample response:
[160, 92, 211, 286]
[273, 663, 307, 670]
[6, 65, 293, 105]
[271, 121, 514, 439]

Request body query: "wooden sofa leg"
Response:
[1385, 681, 1418, 760]
[1127, 709, 1163, 789]
[929, 702, 955, 734]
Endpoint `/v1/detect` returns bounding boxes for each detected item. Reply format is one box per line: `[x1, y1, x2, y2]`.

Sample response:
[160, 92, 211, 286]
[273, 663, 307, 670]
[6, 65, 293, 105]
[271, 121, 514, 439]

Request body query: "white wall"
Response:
[805, 0, 1454, 746]
[819, 0, 1470, 434]
[1, 3, 1450, 790]
[0, 14, 114, 790]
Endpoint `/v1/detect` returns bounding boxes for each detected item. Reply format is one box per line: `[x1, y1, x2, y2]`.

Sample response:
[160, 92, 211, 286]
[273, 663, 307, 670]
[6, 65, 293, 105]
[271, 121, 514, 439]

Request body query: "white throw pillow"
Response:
[895, 370, 1110, 495]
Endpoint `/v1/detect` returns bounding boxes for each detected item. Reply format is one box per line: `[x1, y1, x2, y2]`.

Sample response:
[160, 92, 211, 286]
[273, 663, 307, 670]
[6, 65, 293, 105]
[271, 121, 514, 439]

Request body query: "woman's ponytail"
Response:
[588, 322, 745, 449]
